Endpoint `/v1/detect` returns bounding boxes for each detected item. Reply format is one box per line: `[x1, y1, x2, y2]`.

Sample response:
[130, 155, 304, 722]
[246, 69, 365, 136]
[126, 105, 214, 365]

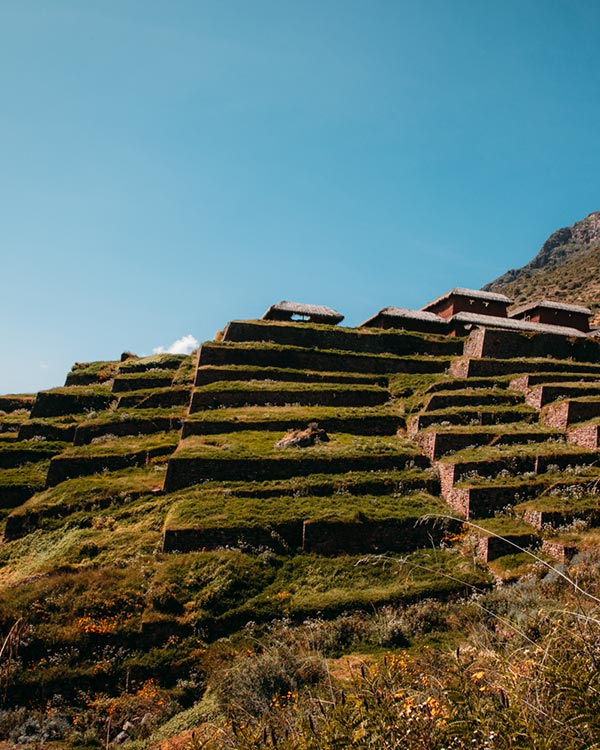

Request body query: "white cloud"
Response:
[153, 334, 199, 355]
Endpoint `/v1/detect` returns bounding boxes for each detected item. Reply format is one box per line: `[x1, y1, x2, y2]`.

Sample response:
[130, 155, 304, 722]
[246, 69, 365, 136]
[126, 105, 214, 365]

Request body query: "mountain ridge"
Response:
[483, 210, 600, 325]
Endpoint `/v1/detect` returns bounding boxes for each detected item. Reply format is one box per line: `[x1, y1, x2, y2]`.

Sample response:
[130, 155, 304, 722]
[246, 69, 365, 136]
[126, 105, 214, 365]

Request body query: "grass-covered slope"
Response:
[3, 316, 600, 747]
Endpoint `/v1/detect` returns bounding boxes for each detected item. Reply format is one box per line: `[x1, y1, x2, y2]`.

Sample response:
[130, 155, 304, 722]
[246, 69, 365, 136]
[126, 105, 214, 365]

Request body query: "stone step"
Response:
[116, 386, 192, 410]
[195, 365, 387, 388]
[442, 473, 600, 519]
[111, 371, 175, 393]
[437, 445, 598, 494]
[567, 420, 600, 450]
[222, 319, 462, 357]
[73, 408, 186, 445]
[423, 377, 509, 394]
[415, 426, 561, 461]
[422, 389, 523, 412]
[510, 372, 600, 391]
[30, 387, 113, 418]
[198, 342, 451, 376]
[541, 397, 600, 429]
[18, 419, 80, 442]
[189, 382, 390, 412]
[0, 440, 68, 469]
[162, 491, 448, 555]
[164, 432, 428, 491]
[407, 405, 537, 434]
[0, 395, 35, 413]
[46, 434, 179, 486]
[182, 405, 401, 438]
[524, 383, 600, 410]
[463, 326, 600, 362]
[452, 357, 600, 379]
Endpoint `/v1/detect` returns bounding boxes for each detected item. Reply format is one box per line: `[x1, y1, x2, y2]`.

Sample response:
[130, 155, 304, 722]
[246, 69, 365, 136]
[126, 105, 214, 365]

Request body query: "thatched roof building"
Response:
[509, 299, 592, 332]
[422, 288, 512, 319]
[359, 306, 449, 334]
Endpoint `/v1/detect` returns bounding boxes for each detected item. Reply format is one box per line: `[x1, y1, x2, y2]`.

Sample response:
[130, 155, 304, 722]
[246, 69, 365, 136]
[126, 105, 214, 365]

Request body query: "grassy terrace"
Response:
[182, 403, 402, 436]
[229, 549, 491, 620]
[0, 462, 50, 510]
[165, 432, 428, 489]
[53, 432, 179, 459]
[64, 360, 120, 385]
[172, 355, 197, 384]
[111, 369, 176, 392]
[454, 465, 600, 489]
[0, 412, 32, 431]
[422, 388, 524, 411]
[455, 356, 600, 378]
[409, 403, 538, 430]
[4, 467, 164, 538]
[190, 380, 390, 410]
[222, 318, 464, 356]
[418, 422, 560, 435]
[73, 406, 186, 443]
[515, 491, 600, 516]
[0, 440, 68, 467]
[0, 394, 35, 412]
[198, 340, 453, 375]
[467, 515, 538, 538]
[118, 353, 187, 372]
[164, 489, 447, 530]
[439, 440, 597, 465]
[172, 431, 420, 460]
[46, 433, 180, 486]
[198, 467, 439, 498]
[116, 385, 192, 409]
[195, 364, 388, 387]
[30, 385, 114, 418]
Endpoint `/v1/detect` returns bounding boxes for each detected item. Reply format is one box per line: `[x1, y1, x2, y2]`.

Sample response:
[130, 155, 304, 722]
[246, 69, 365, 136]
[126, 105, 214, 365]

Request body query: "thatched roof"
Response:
[451, 311, 587, 338]
[509, 299, 592, 317]
[262, 301, 344, 324]
[422, 287, 512, 311]
[359, 306, 447, 327]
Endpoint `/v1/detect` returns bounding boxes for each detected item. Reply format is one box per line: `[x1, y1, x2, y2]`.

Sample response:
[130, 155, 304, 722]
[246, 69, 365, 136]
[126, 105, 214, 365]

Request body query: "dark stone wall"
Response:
[198, 343, 451, 376]
[463, 327, 600, 363]
[222, 320, 462, 357]
[164, 452, 428, 492]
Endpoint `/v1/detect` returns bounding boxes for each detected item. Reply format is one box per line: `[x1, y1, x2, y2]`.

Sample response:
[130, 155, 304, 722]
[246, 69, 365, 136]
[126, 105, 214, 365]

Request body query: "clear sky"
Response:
[2, 0, 600, 393]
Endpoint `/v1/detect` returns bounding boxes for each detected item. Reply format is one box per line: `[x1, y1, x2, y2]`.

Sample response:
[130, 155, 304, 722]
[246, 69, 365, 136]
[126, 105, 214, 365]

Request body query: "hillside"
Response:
[3, 316, 600, 747]
[484, 210, 600, 325]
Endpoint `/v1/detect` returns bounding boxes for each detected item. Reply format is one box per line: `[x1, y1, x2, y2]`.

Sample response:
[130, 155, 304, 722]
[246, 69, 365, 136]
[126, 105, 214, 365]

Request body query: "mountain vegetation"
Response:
[2, 250, 600, 747]
[484, 210, 600, 325]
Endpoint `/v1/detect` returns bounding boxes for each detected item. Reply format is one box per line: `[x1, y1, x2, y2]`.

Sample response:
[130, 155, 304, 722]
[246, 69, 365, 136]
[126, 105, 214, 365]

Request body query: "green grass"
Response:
[113, 369, 176, 382]
[172, 355, 197, 384]
[173, 431, 419, 460]
[194, 380, 388, 394]
[196, 364, 387, 384]
[467, 516, 537, 537]
[65, 360, 120, 384]
[184, 403, 400, 425]
[56, 432, 179, 458]
[6, 467, 165, 530]
[41, 384, 113, 397]
[192, 468, 438, 498]
[234, 549, 491, 619]
[78, 406, 186, 426]
[164, 490, 447, 530]
[515, 491, 600, 515]
[118, 353, 187, 372]
[440, 440, 593, 464]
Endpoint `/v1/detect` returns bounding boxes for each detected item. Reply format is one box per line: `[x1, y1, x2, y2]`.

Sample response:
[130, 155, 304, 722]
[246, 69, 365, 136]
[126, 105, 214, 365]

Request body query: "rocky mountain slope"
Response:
[484, 210, 600, 325]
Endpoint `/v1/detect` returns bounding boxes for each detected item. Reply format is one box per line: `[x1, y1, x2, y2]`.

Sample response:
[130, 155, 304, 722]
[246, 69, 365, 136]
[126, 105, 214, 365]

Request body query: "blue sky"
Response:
[2, 0, 600, 393]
